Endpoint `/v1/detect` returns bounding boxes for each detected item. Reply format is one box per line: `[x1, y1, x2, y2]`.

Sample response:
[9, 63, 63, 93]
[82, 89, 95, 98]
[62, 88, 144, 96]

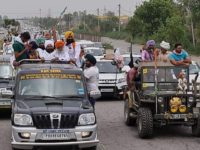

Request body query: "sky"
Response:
[0, 0, 145, 18]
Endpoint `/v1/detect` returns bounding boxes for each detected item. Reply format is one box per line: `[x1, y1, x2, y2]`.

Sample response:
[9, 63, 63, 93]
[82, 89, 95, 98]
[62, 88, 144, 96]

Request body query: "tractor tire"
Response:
[124, 99, 136, 126]
[137, 107, 153, 138]
[192, 117, 200, 137]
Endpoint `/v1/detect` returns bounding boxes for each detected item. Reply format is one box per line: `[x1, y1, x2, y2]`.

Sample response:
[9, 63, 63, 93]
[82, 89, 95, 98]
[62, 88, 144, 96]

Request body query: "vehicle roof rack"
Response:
[19, 59, 76, 66]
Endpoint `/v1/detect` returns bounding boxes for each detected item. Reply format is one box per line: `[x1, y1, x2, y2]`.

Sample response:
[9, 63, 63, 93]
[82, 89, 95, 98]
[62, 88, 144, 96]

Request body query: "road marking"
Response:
[98, 143, 107, 150]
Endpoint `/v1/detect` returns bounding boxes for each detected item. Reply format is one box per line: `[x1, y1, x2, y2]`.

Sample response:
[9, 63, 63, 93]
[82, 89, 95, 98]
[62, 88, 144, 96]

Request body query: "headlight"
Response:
[14, 114, 33, 126]
[158, 97, 164, 103]
[78, 113, 96, 125]
[118, 78, 126, 83]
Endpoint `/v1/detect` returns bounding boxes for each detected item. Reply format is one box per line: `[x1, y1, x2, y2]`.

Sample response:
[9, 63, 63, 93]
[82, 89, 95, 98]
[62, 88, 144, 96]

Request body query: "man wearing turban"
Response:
[51, 40, 70, 61]
[64, 31, 81, 67]
[84, 54, 100, 106]
[158, 41, 171, 62]
[38, 40, 55, 60]
[141, 40, 159, 62]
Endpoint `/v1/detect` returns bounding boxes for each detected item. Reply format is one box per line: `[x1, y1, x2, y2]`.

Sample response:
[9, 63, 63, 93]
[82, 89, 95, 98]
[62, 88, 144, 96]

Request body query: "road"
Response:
[1, 100, 200, 150]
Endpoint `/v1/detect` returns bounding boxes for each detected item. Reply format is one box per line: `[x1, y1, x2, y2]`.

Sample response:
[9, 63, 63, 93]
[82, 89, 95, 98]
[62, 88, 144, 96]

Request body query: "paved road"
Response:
[1, 100, 200, 150]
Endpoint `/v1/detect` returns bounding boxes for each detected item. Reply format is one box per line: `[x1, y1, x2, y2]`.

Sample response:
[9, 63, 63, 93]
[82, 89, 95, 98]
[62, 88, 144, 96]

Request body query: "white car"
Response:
[77, 40, 95, 48]
[189, 61, 200, 83]
[122, 54, 141, 72]
[96, 59, 127, 98]
[84, 47, 104, 60]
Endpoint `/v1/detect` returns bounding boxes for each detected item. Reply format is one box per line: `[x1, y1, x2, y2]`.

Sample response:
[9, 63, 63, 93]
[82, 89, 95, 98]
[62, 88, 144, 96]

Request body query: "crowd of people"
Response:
[8, 30, 99, 106]
[127, 39, 192, 92]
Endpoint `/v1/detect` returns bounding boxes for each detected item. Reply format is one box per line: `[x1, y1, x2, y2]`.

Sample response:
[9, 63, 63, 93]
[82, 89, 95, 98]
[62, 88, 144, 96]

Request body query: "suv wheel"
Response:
[124, 99, 136, 126]
[192, 117, 200, 137]
[137, 107, 153, 138]
[82, 146, 97, 150]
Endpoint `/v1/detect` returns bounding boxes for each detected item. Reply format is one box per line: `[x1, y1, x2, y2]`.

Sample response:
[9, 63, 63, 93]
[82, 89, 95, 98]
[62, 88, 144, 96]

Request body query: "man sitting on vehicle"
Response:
[168, 43, 191, 66]
[51, 40, 70, 62]
[141, 40, 159, 62]
[64, 31, 81, 67]
[39, 40, 55, 60]
[13, 32, 31, 62]
[158, 41, 171, 62]
[28, 41, 40, 59]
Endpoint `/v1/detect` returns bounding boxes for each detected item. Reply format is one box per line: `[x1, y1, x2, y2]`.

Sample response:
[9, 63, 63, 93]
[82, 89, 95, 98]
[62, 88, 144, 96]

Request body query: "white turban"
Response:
[44, 40, 54, 49]
[160, 41, 170, 50]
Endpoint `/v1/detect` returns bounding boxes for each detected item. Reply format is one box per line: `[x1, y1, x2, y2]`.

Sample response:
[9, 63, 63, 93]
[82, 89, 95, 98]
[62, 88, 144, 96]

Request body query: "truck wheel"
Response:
[124, 99, 136, 126]
[82, 146, 97, 150]
[192, 117, 200, 137]
[137, 107, 153, 138]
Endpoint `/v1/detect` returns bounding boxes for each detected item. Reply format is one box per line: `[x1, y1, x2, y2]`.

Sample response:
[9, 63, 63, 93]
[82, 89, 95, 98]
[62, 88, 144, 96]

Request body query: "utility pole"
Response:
[84, 10, 86, 31]
[97, 8, 100, 32]
[39, 8, 42, 29]
[118, 4, 121, 32]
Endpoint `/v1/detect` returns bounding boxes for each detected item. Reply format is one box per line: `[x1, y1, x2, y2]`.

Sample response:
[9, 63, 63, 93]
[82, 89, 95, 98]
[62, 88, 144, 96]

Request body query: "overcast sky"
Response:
[0, 0, 145, 18]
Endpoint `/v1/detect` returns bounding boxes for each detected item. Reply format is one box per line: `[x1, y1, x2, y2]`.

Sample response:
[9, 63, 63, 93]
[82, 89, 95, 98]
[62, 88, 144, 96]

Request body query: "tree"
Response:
[127, 0, 177, 39]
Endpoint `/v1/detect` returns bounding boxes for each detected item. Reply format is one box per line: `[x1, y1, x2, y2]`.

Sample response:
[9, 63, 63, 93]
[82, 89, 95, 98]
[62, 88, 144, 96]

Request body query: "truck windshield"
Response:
[142, 67, 188, 91]
[0, 64, 13, 78]
[17, 73, 85, 97]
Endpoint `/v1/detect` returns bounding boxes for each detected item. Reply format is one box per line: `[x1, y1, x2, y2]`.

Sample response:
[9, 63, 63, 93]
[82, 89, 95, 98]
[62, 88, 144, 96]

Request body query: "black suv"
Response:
[9, 60, 99, 150]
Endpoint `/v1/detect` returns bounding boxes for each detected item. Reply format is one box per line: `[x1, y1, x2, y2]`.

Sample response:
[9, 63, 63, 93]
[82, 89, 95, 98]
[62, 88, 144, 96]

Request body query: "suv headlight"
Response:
[14, 114, 33, 126]
[78, 113, 96, 125]
[118, 78, 126, 83]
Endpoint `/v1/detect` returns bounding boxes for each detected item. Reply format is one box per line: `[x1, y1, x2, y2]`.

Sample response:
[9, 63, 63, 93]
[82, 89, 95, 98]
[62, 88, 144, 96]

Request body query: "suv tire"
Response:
[137, 107, 153, 138]
[192, 117, 200, 137]
[124, 99, 136, 126]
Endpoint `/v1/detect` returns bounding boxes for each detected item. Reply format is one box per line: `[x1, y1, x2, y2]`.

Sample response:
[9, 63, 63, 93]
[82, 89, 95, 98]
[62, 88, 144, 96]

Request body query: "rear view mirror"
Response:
[89, 90, 101, 100]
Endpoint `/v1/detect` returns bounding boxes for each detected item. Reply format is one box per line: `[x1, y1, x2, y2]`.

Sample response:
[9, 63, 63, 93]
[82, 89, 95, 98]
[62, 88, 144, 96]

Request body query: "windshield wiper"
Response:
[23, 96, 58, 100]
[59, 95, 84, 99]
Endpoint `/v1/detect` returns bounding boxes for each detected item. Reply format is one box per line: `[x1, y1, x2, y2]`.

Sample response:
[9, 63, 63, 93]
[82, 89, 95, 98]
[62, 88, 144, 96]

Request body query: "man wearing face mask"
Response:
[13, 32, 31, 62]
[51, 40, 70, 61]
[64, 31, 81, 67]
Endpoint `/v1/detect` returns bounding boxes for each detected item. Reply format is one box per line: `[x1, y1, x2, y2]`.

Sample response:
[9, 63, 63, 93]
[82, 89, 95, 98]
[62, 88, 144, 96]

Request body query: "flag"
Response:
[60, 6, 67, 16]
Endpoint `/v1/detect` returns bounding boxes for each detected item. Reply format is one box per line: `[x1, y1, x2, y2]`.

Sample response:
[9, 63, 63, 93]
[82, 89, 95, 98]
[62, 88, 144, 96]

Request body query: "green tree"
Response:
[127, 0, 177, 39]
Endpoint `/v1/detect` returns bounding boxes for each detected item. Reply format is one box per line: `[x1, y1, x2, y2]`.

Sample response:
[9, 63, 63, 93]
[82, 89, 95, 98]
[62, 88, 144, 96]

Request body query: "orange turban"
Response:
[65, 31, 74, 39]
[55, 40, 65, 49]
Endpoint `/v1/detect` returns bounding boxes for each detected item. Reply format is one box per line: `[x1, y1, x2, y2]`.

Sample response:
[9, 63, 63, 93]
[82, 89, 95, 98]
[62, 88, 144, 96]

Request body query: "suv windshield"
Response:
[142, 67, 188, 91]
[96, 61, 119, 73]
[85, 49, 103, 56]
[0, 64, 13, 78]
[17, 73, 85, 98]
[189, 63, 199, 74]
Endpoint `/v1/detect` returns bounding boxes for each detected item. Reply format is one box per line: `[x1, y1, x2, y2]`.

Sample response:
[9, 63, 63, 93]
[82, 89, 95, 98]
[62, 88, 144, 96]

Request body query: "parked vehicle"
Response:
[9, 60, 99, 150]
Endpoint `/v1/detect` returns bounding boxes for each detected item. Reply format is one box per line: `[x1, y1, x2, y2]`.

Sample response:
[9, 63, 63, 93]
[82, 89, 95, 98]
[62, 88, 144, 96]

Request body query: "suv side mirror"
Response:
[89, 90, 101, 100]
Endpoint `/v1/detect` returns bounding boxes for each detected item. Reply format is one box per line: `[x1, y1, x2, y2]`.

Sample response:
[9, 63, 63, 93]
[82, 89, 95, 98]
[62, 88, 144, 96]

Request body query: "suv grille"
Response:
[33, 114, 79, 129]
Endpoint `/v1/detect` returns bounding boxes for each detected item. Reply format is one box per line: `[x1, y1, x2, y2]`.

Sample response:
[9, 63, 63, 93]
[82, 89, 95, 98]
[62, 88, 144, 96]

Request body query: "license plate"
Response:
[172, 114, 182, 119]
[100, 88, 113, 92]
[39, 130, 75, 140]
